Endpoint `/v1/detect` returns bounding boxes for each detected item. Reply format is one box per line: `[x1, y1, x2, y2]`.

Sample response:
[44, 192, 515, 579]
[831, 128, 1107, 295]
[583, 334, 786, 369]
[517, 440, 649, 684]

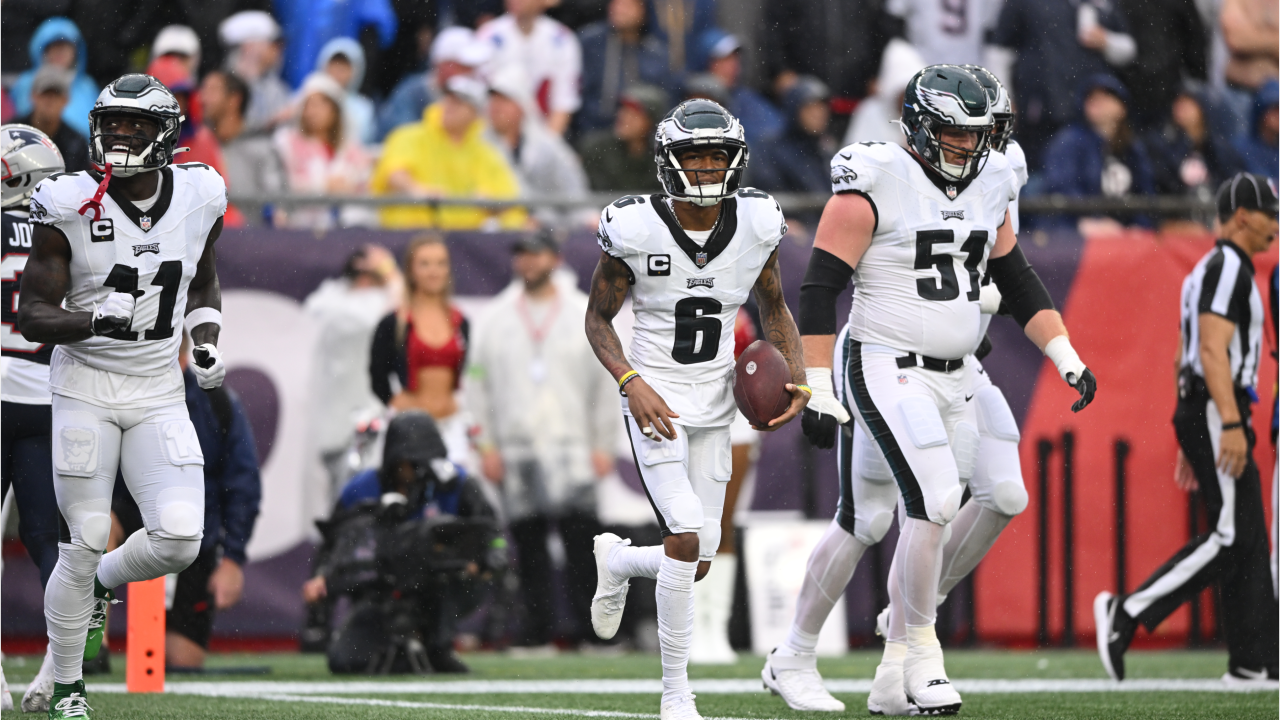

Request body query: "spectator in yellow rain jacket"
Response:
[372, 75, 526, 229]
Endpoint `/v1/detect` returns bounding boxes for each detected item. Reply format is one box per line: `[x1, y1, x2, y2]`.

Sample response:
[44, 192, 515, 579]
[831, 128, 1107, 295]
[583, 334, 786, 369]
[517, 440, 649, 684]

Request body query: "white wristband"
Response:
[184, 307, 222, 336]
[1044, 335, 1086, 383]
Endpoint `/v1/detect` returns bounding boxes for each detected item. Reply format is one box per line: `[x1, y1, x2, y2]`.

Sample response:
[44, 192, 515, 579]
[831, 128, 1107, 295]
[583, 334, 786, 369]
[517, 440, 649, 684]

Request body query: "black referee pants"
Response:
[1122, 382, 1278, 673]
[1, 400, 60, 588]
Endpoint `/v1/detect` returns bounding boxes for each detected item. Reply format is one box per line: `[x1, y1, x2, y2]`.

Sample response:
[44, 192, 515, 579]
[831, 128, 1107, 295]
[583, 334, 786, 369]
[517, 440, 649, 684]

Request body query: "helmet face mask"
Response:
[655, 99, 748, 207]
[900, 65, 994, 185]
[88, 74, 184, 177]
[1, 124, 66, 209]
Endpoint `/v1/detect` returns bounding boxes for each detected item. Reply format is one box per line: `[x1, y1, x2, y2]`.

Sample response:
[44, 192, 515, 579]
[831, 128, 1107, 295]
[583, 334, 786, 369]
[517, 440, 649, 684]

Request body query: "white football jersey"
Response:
[597, 190, 787, 427]
[831, 141, 1017, 360]
[29, 163, 226, 406]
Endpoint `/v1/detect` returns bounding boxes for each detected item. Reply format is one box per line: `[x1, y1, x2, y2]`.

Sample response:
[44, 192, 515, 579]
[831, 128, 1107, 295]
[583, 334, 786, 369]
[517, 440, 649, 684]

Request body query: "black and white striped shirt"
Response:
[1179, 240, 1264, 389]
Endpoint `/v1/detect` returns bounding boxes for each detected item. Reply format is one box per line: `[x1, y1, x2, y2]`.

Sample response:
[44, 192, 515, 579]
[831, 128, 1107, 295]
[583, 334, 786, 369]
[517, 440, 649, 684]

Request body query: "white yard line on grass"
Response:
[22, 677, 1274, 696]
[180, 692, 780, 720]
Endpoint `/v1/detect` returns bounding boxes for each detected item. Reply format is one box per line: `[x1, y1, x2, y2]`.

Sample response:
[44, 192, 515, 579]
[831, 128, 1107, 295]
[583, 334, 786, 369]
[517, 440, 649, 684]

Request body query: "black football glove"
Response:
[800, 369, 850, 449]
[1068, 368, 1097, 413]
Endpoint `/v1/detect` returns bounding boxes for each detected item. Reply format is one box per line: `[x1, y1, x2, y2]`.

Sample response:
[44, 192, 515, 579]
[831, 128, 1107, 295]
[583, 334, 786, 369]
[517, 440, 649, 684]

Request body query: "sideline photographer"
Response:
[301, 411, 504, 674]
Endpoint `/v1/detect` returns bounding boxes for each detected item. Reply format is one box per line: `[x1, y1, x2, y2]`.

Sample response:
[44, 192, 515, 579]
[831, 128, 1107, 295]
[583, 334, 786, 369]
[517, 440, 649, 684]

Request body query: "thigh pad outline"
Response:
[53, 411, 102, 478]
[897, 396, 949, 449]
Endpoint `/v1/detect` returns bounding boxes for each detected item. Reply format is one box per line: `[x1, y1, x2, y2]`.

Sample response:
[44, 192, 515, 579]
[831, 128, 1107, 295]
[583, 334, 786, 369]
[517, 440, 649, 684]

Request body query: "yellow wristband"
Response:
[617, 370, 639, 387]
[796, 384, 812, 395]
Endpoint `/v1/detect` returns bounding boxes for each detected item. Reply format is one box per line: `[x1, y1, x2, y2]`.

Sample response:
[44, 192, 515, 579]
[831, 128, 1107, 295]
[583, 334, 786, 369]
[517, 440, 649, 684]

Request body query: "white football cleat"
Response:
[903, 630, 961, 716]
[660, 692, 704, 720]
[761, 647, 846, 712]
[868, 641, 917, 716]
[2, 663, 12, 711]
[22, 646, 55, 713]
[590, 533, 631, 640]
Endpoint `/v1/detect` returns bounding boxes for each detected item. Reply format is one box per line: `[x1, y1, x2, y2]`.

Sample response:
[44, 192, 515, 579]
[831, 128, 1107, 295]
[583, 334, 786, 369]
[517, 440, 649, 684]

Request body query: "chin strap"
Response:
[78, 163, 113, 222]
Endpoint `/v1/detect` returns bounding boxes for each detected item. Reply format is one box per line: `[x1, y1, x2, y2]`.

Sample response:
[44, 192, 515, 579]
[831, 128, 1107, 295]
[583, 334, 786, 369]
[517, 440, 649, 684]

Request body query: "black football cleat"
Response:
[1094, 592, 1136, 681]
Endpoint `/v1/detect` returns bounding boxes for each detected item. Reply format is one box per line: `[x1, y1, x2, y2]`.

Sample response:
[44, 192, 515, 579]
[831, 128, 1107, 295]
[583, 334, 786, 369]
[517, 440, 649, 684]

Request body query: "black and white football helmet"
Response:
[88, 74, 184, 177]
[961, 65, 1014, 152]
[654, 99, 748, 207]
[1, 124, 65, 209]
[900, 65, 993, 183]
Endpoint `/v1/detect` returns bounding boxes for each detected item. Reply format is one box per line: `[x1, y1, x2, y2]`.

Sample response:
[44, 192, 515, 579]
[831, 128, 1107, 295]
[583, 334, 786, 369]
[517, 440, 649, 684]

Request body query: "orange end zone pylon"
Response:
[126, 577, 166, 692]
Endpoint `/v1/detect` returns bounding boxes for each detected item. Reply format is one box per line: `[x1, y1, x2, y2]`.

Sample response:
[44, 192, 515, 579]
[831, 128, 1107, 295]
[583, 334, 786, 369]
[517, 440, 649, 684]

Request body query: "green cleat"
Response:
[48, 681, 93, 719]
[83, 577, 117, 661]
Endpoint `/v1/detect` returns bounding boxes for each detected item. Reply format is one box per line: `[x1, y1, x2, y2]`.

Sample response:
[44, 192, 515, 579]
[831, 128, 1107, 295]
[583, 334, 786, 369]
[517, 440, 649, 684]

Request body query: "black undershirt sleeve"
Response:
[988, 244, 1055, 328]
[799, 247, 855, 335]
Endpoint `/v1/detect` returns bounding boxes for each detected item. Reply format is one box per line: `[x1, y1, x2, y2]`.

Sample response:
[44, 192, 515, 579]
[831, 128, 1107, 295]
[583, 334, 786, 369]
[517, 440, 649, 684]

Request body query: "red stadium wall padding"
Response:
[975, 230, 1278, 644]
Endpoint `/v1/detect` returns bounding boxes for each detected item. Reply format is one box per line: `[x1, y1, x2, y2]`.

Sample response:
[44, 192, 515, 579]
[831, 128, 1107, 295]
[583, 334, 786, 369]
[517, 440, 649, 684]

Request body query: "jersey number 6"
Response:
[100, 261, 182, 341]
[672, 296, 722, 364]
[914, 230, 987, 302]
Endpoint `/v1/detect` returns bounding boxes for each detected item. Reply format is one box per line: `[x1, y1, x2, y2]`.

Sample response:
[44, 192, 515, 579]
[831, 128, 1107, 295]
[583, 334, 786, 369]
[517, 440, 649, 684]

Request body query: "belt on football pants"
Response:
[895, 352, 965, 373]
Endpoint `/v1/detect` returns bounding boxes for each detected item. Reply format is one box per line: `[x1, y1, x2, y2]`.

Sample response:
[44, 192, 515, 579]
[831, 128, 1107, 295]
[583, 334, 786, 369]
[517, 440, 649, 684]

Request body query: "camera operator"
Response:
[301, 411, 503, 675]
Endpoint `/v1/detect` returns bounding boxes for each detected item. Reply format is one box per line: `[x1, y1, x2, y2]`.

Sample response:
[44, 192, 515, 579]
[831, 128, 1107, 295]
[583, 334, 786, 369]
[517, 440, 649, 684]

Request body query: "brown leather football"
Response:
[733, 340, 792, 428]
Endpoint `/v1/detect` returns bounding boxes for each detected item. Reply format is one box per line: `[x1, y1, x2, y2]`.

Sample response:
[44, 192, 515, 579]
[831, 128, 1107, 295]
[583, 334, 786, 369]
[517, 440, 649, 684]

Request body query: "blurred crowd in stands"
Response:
[1, 0, 1276, 233]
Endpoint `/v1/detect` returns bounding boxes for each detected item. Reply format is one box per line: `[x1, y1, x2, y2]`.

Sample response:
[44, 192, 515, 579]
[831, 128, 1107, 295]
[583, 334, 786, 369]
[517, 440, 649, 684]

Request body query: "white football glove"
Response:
[800, 368, 851, 449]
[191, 343, 226, 390]
[91, 292, 136, 335]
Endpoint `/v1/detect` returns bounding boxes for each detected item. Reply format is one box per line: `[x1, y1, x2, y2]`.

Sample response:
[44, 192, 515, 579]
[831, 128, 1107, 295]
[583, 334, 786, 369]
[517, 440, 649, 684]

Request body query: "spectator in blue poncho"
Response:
[274, 0, 398, 88]
[8, 18, 99, 138]
[1234, 80, 1279, 181]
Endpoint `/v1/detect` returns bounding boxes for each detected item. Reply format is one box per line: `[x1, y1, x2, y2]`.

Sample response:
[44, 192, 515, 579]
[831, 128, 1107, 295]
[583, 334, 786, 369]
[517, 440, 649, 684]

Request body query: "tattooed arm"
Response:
[18, 224, 94, 343]
[186, 216, 224, 347]
[585, 251, 681, 440]
[752, 249, 810, 429]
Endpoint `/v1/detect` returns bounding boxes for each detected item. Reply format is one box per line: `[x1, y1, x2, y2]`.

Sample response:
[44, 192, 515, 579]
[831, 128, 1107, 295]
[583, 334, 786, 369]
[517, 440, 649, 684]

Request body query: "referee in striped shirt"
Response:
[1095, 173, 1279, 685]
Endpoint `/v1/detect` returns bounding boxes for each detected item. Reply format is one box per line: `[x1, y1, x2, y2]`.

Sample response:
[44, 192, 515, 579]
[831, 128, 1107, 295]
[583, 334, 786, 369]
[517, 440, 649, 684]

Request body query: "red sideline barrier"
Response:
[976, 230, 1278, 644]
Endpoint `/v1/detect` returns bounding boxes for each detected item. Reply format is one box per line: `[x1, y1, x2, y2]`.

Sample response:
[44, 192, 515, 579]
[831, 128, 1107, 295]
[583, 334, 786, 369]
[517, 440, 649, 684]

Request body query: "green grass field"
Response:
[4, 649, 1275, 719]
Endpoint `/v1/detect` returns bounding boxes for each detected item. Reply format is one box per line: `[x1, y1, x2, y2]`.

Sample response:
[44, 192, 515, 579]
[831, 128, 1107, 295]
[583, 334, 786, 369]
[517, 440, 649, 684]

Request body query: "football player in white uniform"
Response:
[1, 124, 66, 713]
[761, 65, 1047, 715]
[18, 74, 227, 719]
[762, 66, 1098, 716]
[585, 99, 809, 720]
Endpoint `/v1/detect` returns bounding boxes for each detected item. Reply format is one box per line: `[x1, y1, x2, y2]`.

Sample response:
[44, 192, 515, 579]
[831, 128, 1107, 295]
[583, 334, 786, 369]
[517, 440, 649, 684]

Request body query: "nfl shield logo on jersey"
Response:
[695, 251, 708, 267]
[897, 374, 909, 385]
[140, 215, 152, 231]
[945, 185, 958, 200]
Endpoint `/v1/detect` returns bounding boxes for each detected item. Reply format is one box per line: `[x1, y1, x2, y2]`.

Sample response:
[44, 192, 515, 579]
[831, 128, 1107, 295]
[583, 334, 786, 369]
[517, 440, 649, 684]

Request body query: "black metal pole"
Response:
[1037, 438, 1054, 647]
[1061, 430, 1075, 647]
[1114, 439, 1130, 594]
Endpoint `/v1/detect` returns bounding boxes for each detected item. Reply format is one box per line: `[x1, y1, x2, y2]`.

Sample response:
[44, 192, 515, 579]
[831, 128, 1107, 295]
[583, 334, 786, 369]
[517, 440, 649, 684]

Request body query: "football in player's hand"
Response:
[733, 340, 792, 428]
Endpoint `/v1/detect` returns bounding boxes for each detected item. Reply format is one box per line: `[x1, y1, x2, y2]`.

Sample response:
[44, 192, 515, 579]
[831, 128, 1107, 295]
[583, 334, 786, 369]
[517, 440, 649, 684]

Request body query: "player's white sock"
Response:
[608, 544, 665, 580]
[936, 503, 1012, 602]
[784, 519, 868, 654]
[886, 551, 907, 644]
[691, 552, 736, 663]
[656, 555, 698, 702]
[97, 527, 200, 589]
[44, 543, 101, 683]
[896, 518, 945, 627]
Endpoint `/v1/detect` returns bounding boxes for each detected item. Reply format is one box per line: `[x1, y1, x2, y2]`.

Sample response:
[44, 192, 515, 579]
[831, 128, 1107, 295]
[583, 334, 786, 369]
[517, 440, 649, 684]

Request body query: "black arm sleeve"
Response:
[369, 313, 399, 405]
[987, 244, 1055, 328]
[798, 247, 855, 335]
